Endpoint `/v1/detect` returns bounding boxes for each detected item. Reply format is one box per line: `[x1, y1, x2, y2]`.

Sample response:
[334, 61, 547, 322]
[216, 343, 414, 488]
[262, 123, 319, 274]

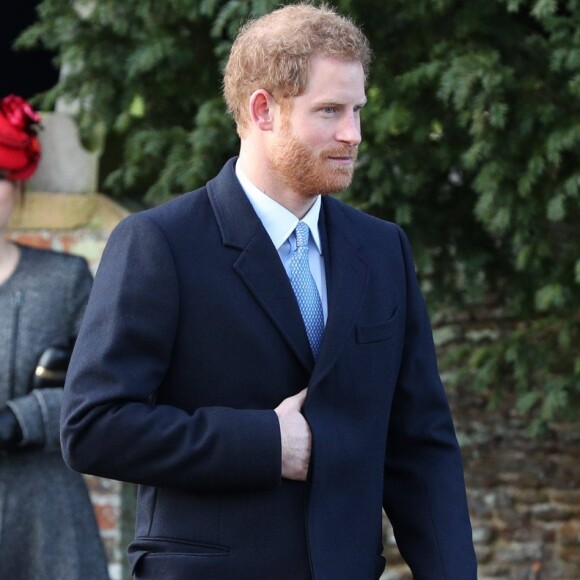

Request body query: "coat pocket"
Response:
[129, 536, 230, 576]
[356, 307, 400, 344]
[135, 553, 233, 580]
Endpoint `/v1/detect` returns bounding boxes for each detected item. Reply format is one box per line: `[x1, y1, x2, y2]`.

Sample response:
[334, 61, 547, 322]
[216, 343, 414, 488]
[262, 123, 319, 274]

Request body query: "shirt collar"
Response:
[235, 162, 322, 254]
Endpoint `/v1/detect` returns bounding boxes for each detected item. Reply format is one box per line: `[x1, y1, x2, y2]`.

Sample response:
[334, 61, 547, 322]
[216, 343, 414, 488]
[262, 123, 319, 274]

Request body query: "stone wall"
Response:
[8, 191, 128, 272]
[9, 194, 579, 580]
[381, 388, 579, 580]
[381, 317, 580, 580]
[457, 393, 579, 579]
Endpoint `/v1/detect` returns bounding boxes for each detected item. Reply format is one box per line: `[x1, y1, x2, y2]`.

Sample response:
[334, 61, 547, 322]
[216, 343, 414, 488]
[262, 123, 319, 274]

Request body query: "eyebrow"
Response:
[314, 99, 368, 108]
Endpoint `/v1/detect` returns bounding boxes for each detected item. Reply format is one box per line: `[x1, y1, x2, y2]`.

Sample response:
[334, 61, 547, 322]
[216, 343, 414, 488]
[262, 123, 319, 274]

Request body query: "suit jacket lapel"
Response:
[207, 159, 314, 371]
[310, 197, 369, 388]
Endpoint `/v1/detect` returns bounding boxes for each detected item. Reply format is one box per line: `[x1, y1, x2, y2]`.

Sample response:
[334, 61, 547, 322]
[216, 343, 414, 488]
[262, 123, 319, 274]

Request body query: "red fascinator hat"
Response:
[0, 95, 42, 181]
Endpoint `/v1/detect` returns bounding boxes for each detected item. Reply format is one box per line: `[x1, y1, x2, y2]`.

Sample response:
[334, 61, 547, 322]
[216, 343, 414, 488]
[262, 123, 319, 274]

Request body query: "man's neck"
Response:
[237, 152, 317, 220]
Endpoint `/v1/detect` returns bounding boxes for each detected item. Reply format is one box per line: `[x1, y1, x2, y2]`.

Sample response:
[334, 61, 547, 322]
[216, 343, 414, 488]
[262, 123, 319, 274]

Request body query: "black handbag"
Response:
[33, 346, 72, 388]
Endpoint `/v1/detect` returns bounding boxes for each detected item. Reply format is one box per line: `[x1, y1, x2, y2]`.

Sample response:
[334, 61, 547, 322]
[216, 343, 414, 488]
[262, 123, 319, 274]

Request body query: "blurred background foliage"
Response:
[17, 0, 580, 431]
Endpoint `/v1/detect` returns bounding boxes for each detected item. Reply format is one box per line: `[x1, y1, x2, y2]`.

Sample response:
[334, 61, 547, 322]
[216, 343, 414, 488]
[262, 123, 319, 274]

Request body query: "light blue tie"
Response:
[290, 222, 324, 357]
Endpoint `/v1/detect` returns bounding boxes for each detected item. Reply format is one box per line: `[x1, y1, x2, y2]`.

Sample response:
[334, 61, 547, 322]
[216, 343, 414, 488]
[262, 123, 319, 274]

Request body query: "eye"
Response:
[321, 106, 337, 115]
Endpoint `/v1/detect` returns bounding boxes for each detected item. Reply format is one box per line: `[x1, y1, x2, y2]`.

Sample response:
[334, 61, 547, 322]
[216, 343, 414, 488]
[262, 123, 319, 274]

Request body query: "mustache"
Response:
[323, 146, 359, 159]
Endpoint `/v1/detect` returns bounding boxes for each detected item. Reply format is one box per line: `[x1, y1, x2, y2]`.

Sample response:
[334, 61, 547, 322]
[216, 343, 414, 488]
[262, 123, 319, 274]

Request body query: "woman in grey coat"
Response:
[0, 94, 109, 579]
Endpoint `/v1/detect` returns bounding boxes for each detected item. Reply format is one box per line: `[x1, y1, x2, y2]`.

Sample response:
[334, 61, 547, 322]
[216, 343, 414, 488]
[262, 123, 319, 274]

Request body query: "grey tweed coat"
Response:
[0, 244, 109, 580]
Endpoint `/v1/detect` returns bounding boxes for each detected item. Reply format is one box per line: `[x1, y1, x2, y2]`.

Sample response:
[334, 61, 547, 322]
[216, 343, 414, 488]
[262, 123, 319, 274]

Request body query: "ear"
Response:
[248, 89, 277, 131]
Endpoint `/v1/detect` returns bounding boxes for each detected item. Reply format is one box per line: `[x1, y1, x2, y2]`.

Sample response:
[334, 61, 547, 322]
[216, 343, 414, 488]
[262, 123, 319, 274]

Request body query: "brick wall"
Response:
[85, 476, 125, 580]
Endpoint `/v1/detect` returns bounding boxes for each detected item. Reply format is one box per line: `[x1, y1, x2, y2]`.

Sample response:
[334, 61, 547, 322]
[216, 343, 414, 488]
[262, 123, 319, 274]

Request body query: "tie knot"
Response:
[295, 221, 310, 249]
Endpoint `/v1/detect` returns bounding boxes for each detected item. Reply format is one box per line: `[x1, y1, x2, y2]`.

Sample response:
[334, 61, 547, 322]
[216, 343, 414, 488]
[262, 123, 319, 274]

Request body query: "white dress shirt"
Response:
[235, 162, 328, 323]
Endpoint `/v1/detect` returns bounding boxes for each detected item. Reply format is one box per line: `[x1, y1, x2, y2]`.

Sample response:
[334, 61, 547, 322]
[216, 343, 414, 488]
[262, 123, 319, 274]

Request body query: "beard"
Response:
[270, 119, 358, 198]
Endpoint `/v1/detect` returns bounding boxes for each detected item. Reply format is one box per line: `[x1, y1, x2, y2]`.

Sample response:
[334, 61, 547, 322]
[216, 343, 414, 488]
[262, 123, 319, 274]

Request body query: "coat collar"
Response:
[207, 158, 369, 379]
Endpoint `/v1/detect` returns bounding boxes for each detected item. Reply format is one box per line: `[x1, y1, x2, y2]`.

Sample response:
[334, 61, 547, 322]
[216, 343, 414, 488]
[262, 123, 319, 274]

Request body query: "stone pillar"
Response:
[27, 111, 100, 194]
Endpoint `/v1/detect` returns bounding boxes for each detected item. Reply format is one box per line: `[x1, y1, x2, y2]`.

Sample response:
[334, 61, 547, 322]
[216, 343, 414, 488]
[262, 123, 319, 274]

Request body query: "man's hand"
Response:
[274, 388, 311, 481]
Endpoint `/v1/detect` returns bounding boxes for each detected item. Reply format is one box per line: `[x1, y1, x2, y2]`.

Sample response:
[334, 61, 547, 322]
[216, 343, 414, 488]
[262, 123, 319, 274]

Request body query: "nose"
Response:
[336, 112, 361, 146]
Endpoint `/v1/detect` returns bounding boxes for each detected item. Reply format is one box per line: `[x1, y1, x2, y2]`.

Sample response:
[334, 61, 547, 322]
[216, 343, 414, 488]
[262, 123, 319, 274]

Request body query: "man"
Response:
[61, 4, 477, 579]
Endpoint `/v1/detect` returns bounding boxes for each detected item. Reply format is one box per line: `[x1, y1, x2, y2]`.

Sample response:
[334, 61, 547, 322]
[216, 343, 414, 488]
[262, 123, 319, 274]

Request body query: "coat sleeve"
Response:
[60, 213, 281, 492]
[382, 226, 477, 579]
[7, 256, 93, 451]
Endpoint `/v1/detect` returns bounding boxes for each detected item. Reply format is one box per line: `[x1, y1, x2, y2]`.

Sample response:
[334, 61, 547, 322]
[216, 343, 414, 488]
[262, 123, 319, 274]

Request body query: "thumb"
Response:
[276, 388, 308, 414]
[289, 388, 308, 409]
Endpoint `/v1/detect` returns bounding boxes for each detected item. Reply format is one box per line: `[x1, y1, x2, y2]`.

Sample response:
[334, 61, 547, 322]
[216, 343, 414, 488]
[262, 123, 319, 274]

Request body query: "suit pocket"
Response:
[356, 307, 400, 344]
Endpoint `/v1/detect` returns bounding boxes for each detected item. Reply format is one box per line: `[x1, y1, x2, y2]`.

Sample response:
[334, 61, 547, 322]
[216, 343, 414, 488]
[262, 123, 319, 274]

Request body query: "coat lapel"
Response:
[207, 159, 314, 371]
[309, 197, 369, 388]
